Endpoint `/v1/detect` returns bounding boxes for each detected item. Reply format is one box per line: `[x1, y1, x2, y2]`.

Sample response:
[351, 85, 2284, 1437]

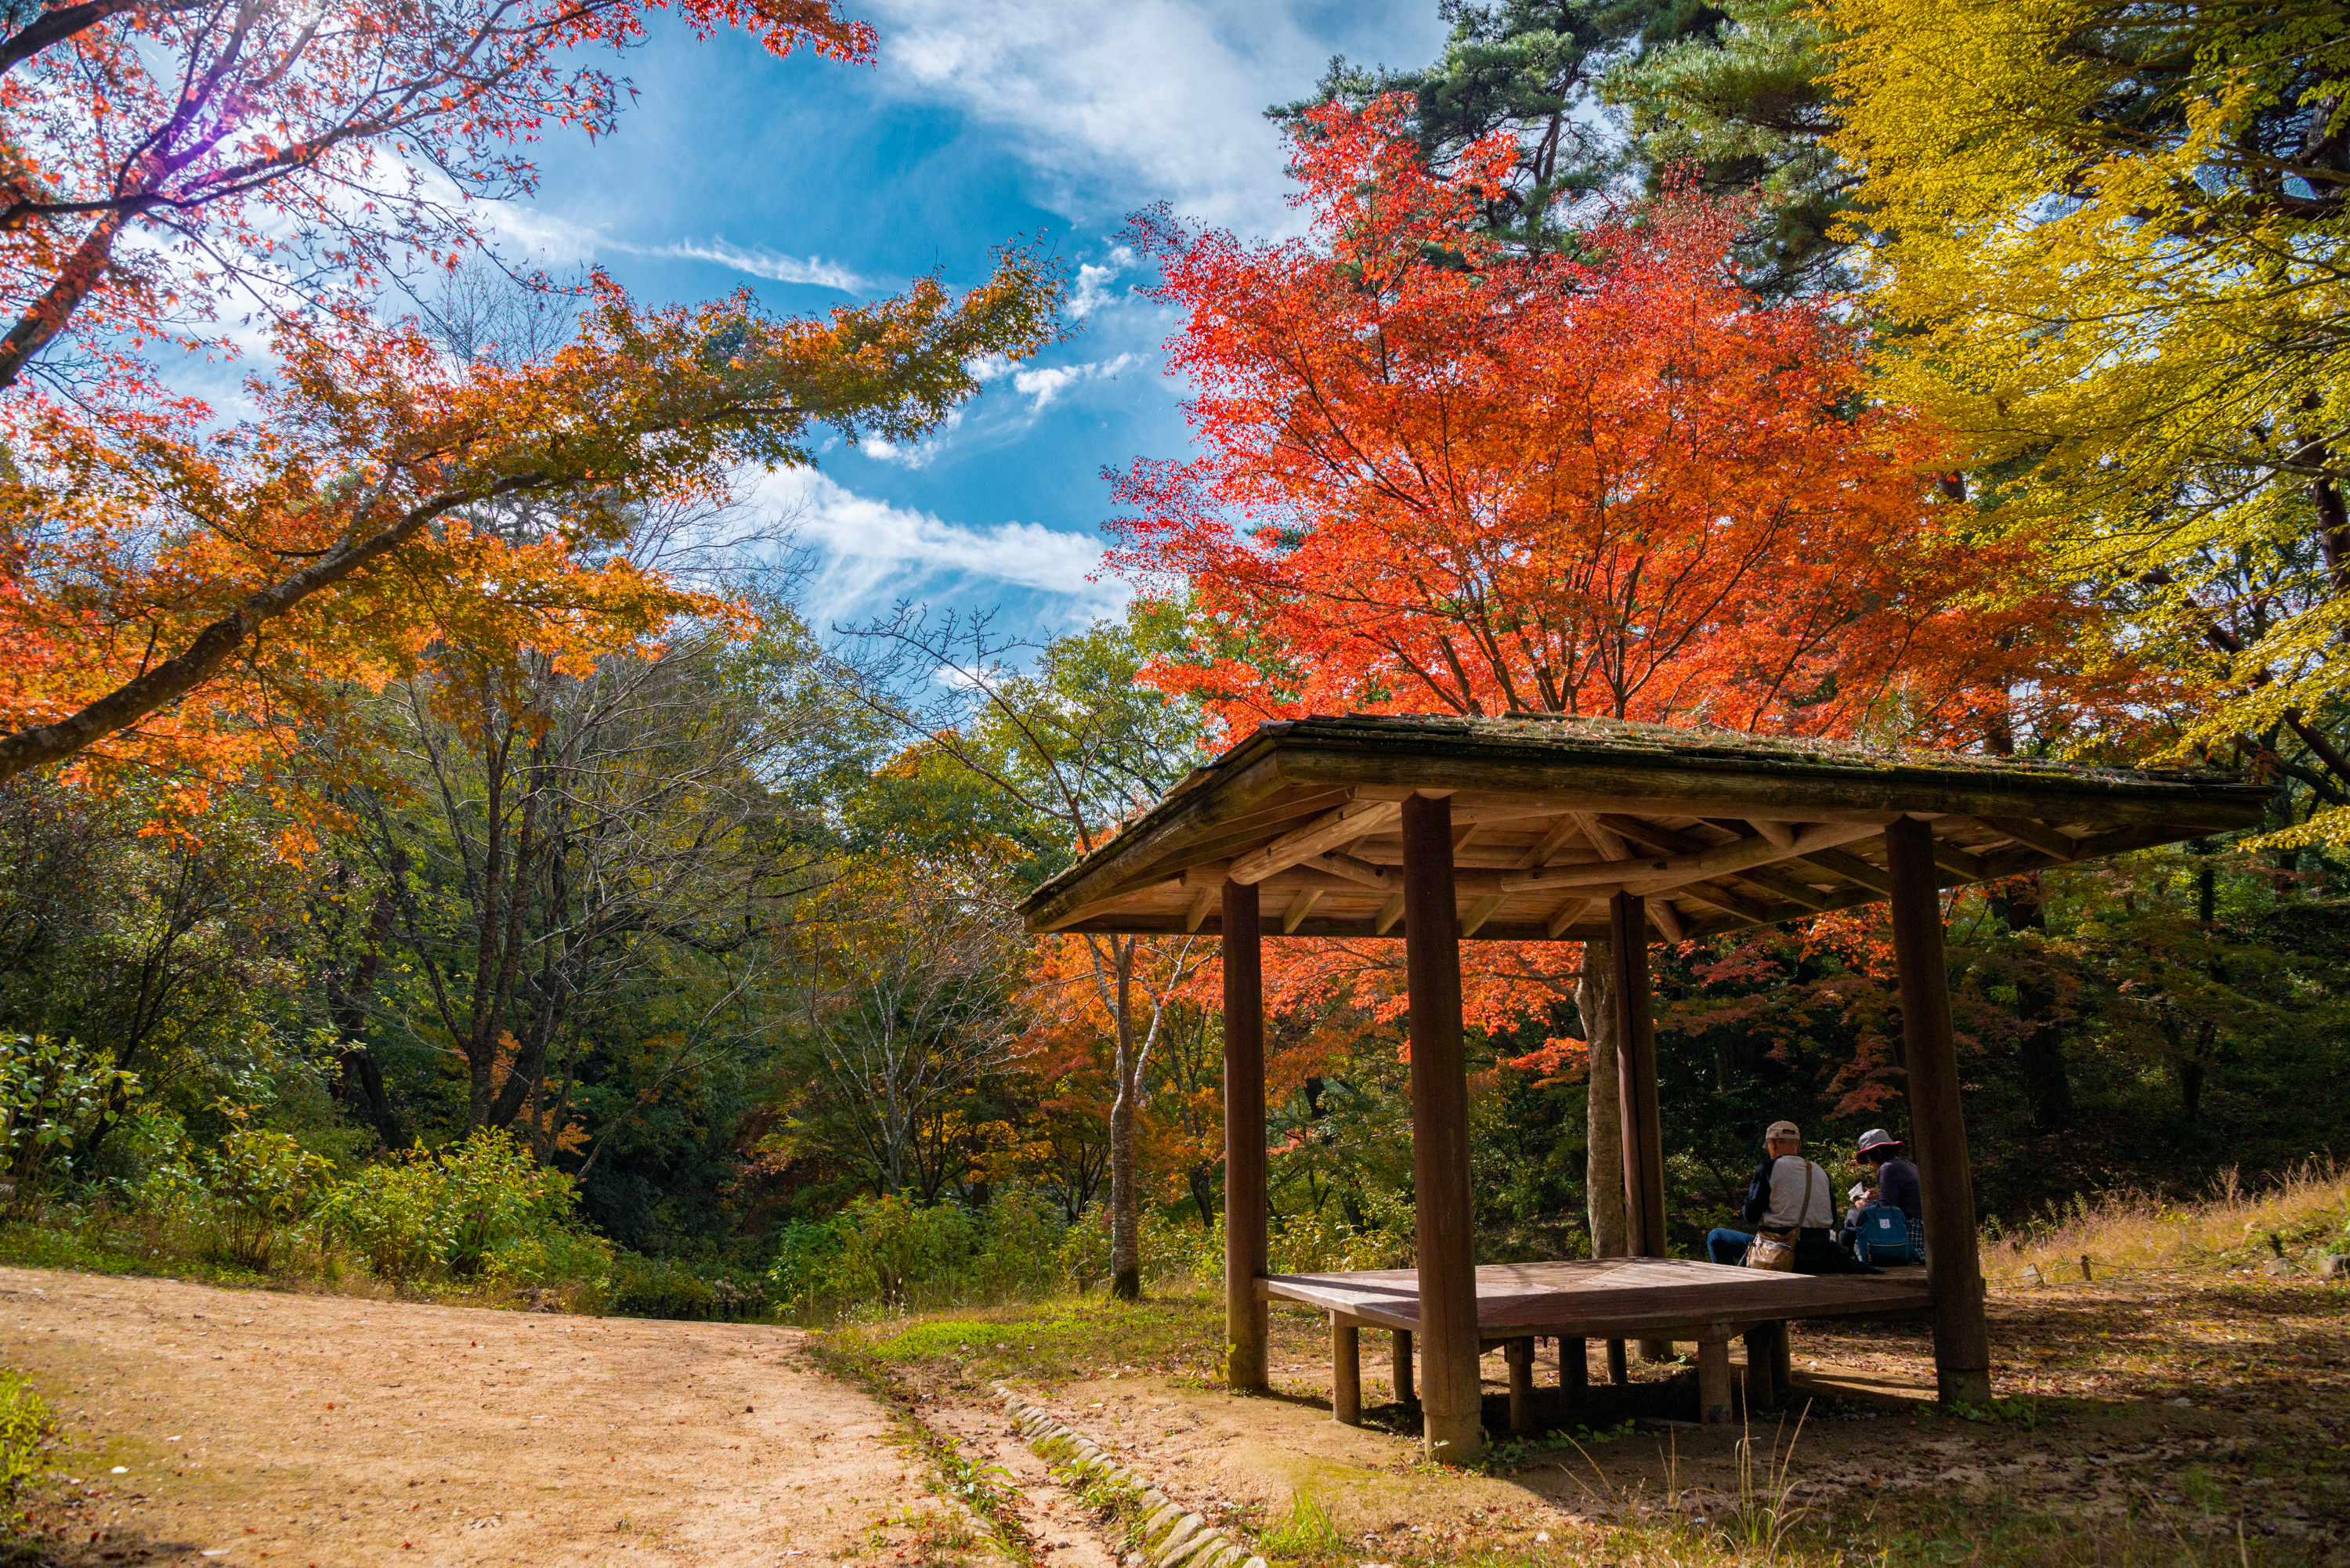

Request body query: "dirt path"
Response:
[0, 1266, 953, 1566]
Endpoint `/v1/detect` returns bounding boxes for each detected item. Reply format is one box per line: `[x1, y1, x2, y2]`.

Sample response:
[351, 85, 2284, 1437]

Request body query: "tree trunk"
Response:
[1579, 940, 1628, 1259]
[1994, 873, 2071, 1129]
[1108, 937, 1142, 1301]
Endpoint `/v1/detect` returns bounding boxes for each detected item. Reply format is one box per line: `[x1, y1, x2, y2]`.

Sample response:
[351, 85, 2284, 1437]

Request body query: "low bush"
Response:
[605, 1252, 771, 1320]
[313, 1128, 580, 1284]
[0, 1370, 52, 1526]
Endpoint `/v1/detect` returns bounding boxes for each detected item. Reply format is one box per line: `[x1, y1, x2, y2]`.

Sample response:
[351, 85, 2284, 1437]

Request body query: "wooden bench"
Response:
[1261, 1257, 1935, 1429]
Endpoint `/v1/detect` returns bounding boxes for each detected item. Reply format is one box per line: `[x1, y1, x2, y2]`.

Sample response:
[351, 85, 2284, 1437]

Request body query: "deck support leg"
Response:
[1886, 818, 1994, 1407]
[1606, 1339, 1629, 1386]
[1560, 1337, 1588, 1407]
[1698, 1337, 1733, 1426]
[1222, 881, 1268, 1394]
[1610, 894, 1671, 1364]
[1401, 794, 1484, 1461]
[1392, 1329, 1415, 1406]
[1506, 1339, 1535, 1435]
[1770, 1321, 1791, 1396]
[1743, 1323, 1781, 1410]
[1332, 1320, 1361, 1426]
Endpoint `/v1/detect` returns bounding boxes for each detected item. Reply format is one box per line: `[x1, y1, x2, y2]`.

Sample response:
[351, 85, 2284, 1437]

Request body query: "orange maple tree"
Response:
[1106, 99, 2070, 1078]
[1109, 98, 2048, 742]
[0, 259, 1064, 784]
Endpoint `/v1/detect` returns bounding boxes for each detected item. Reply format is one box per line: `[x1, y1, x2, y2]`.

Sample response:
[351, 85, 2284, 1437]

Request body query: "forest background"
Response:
[0, 0, 2345, 1319]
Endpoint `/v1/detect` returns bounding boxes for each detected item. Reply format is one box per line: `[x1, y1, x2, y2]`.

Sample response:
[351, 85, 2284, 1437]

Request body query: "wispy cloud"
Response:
[754, 467, 1125, 622]
[1013, 352, 1143, 411]
[862, 0, 1444, 237]
[603, 236, 871, 290]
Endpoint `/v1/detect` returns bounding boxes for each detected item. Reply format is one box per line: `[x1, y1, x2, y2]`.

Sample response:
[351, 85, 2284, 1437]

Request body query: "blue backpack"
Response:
[1857, 1205, 1924, 1264]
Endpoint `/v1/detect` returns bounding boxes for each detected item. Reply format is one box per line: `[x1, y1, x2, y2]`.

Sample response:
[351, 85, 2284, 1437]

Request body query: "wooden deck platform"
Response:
[1261, 1257, 1934, 1429]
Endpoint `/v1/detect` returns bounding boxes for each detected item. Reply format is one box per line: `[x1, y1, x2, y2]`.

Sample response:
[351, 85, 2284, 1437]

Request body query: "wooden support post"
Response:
[1332, 1319, 1361, 1426]
[1392, 1329, 1415, 1405]
[1610, 893, 1670, 1362]
[1223, 880, 1268, 1393]
[1885, 817, 1994, 1407]
[1402, 793, 1484, 1461]
[1560, 1337, 1589, 1406]
[1697, 1338, 1734, 1426]
[1770, 1321, 1791, 1396]
[1506, 1339, 1535, 1435]
[1607, 1339, 1629, 1386]
[1743, 1324, 1780, 1410]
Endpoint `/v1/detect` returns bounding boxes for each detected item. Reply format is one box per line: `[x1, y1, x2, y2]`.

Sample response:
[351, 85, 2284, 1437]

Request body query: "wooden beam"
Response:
[1310, 851, 1394, 890]
[1512, 815, 1586, 869]
[1749, 818, 1797, 850]
[1670, 881, 1762, 924]
[1489, 820, 1882, 897]
[1282, 887, 1324, 934]
[1374, 891, 1405, 935]
[1927, 828, 1990, 881]
[1797, 845, 1893, 895]
[1975, 814, 2081, 862]
[1223, 880, 1268, 1393]
[1730, 865, 1832, 910]
[1577, 812, 1632, 859]
[1184, 884, 1217, 932]
[1544, 896, 1593, 939]
[1649, 899, 1687, 940]
[1401, 794, 1484, 1462]
[1460, 894, 1502, 938]
[1885, 818, 1991, 1407]
[1271, 744, 2267, 833]
[1228, 797, 1401, 886]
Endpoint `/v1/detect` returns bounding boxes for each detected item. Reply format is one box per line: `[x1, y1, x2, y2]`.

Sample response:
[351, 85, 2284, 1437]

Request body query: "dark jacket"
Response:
[1875, 1156, 1922, 1225]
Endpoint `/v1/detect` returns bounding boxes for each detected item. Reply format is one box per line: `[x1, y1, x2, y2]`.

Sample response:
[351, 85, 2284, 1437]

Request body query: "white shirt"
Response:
[1764, 1156, 1834, 1231]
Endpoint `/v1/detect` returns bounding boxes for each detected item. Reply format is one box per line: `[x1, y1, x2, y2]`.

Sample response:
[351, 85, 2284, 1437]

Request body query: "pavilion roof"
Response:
[1014, 714, 2272, 942]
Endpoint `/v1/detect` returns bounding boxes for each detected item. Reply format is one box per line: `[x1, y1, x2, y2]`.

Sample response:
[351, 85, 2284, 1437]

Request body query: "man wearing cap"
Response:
[1841, 1129, 1922, 1257]
[1706, 1120, 1863, 1272]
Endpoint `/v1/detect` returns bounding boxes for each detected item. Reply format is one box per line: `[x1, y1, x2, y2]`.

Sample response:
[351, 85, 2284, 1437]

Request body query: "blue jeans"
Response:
[1707, 1227, 1752, 1266]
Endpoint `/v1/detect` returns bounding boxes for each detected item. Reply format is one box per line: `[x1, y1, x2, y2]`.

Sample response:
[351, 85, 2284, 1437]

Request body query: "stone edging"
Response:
[996, 1387, 1266, 1568]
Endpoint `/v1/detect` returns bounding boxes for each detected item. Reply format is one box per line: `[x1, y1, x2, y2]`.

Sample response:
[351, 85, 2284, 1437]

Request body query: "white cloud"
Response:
[754, 467, 1126, 621]
[1071, 246, 1136, 317]
[1012, 352, 1143, 411]
[862, 0, 1445, 237]
[602, 236, 870, 290]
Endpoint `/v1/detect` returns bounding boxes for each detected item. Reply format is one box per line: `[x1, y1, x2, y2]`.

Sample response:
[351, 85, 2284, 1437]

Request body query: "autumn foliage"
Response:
[1110, 98, 2047, 744]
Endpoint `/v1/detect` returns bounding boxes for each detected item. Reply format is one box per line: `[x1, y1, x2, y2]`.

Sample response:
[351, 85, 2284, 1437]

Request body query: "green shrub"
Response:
[0, 1035, 135, 1214]
[606, 1253, 771, 1320]
[314, 1128, 577, 1284]
[201, 1105, 334, 1270]
[0, 1369, 53, 1523]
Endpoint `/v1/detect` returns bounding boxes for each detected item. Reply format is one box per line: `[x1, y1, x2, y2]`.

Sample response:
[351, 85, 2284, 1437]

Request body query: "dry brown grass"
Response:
[1987, 1158, 2350, 1282]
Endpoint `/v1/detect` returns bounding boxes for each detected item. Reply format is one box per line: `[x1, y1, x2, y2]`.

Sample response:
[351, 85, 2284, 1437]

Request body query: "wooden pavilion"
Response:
[1014, 714, 2269, 1460]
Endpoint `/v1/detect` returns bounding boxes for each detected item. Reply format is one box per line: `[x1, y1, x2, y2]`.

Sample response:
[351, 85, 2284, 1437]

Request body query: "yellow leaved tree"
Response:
[1824, 0, 2350, 841]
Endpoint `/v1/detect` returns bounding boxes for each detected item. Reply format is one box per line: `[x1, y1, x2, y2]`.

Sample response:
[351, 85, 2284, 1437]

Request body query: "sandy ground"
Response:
[0, 1266, 956, 1567]
[982, 1285, 2348, 1557]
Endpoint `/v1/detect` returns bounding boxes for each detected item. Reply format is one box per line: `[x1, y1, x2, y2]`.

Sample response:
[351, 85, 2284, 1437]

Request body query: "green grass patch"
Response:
[0, 1221, 266, 1288]
[839, 1291, 1233, 1393]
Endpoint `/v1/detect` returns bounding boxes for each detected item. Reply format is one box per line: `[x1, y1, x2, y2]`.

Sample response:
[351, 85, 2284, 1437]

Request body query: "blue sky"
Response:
[492, 0, 1452, 641]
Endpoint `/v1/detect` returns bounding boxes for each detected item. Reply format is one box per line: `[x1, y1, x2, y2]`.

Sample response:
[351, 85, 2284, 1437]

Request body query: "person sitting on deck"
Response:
[1841, 1128, 1924, 1263]
[1705, 1121, 1870, 1274]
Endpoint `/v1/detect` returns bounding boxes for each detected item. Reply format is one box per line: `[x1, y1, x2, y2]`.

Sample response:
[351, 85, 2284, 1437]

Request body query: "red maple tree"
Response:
[1108, 97, 2046, 743]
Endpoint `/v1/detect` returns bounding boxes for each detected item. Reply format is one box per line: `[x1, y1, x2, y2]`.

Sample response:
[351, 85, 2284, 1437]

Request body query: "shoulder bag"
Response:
[1743, 1158, 1813, 1273]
